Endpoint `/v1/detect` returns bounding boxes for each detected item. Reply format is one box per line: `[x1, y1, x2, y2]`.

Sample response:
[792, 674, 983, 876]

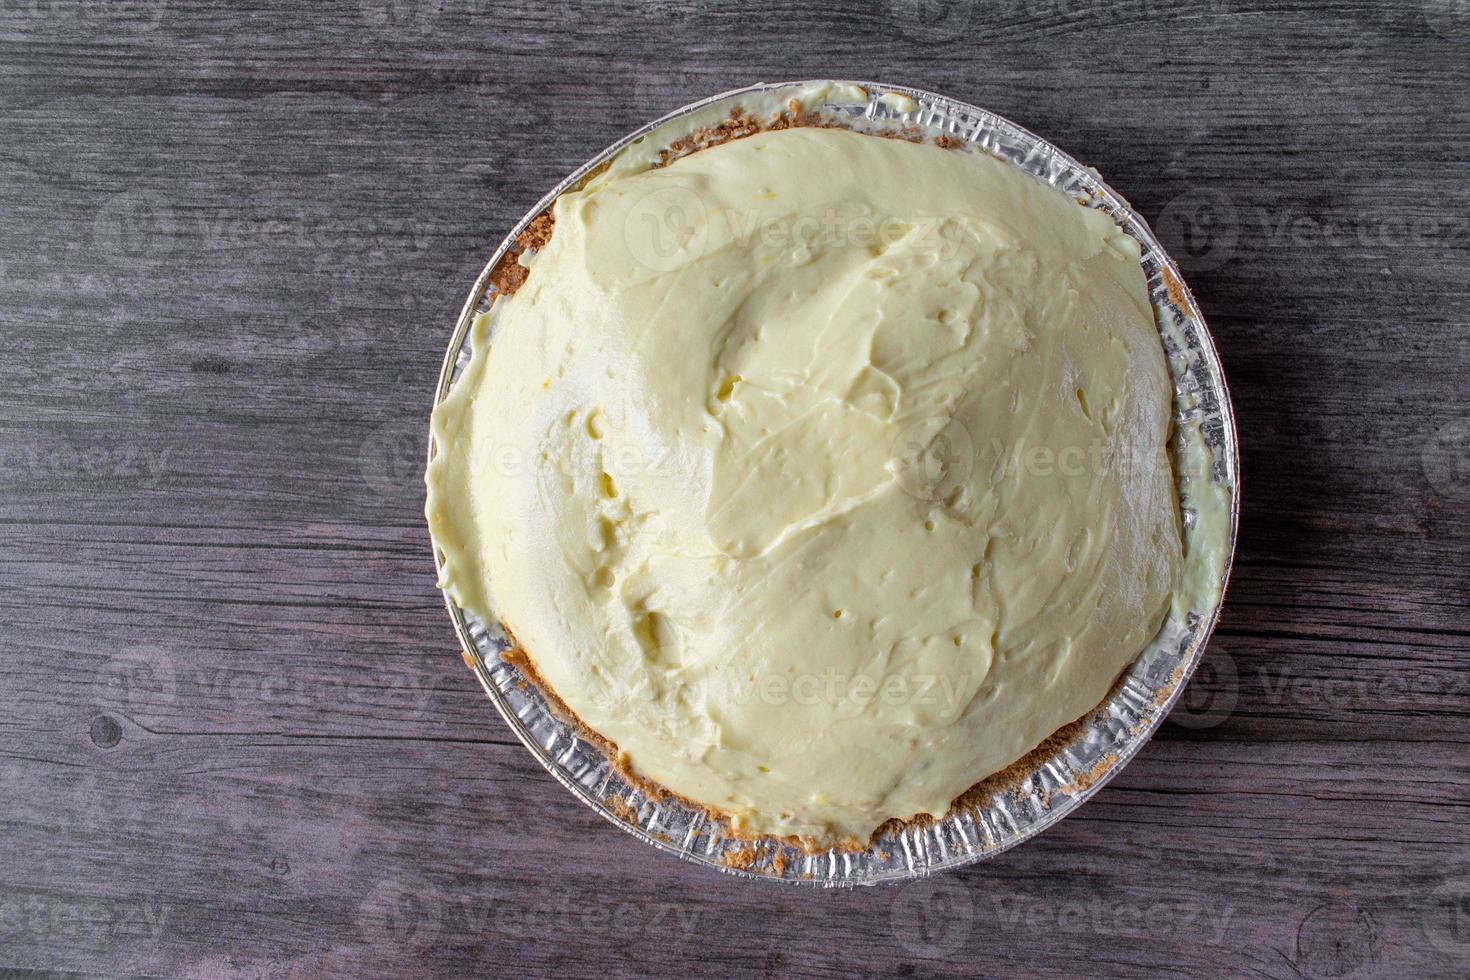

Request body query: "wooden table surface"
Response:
[3, 1, 1468, 977]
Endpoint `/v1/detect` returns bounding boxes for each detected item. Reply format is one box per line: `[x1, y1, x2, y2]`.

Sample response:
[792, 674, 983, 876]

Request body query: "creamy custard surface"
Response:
[427, 125, 1186, 840]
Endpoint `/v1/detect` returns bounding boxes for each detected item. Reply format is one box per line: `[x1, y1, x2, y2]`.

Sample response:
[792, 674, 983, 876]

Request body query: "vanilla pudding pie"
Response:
[428, 109, 1190, 842]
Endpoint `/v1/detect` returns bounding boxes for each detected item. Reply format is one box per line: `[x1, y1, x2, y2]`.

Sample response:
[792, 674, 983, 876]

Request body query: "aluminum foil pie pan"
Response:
[426, 80, 1240, 886]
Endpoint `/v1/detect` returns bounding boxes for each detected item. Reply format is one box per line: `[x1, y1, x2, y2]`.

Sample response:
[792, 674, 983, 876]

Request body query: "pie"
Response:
[427, 95, 1190, 843]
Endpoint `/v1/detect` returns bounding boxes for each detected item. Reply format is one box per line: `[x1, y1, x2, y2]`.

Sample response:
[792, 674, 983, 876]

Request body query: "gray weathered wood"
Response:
[1, 0, 1467, 976]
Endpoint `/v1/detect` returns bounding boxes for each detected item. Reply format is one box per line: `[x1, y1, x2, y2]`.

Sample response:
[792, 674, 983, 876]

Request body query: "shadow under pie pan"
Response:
[425, 80, 1240, 886]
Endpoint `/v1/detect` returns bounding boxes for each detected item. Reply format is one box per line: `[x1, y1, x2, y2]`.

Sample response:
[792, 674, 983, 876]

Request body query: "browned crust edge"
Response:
[1162, 266, 1191, 311]
[470, 101, 1177, 865]
[488, 210, 556, 297]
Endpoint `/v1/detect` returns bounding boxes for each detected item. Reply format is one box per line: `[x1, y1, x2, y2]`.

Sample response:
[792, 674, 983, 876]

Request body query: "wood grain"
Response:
[1, 0, 1467, 977]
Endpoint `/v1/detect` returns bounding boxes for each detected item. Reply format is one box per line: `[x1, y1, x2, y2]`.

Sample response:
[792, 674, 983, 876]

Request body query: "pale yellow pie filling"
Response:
[428, 124, 1189, 841]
